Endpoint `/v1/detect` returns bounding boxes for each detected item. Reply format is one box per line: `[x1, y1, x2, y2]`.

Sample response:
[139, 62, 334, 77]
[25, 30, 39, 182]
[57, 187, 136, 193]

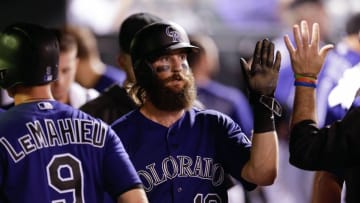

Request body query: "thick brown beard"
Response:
[147, 72, 197, 111]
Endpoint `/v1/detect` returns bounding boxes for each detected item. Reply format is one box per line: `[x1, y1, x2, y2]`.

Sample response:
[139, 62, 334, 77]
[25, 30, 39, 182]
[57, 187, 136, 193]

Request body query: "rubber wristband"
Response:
[295, 77, 317, 84]
[294, 73, 317, 79]
[294, 81, 317, 88]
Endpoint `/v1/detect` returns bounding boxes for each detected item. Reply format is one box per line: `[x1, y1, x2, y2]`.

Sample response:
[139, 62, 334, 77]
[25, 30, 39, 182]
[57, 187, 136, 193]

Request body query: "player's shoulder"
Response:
[190, 107, 233, 121]
[111, 108, 140, 126]
[104, 64, 126, 84]
[201, 81, 248, 105]
[80, 92, 112, 112]
[0, 100, 104, 127]
[187, 108, 240, 133]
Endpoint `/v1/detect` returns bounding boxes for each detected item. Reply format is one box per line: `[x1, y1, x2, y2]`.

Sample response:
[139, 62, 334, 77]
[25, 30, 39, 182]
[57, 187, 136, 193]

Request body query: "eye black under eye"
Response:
[181, 63, 189, 70]
[155, 65, 170, 73]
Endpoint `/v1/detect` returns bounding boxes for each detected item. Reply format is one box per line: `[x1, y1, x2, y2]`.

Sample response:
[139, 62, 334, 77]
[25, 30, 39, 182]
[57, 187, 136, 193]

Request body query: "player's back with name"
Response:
[0, 100, 109, 163]
[0, 100, 143, 203]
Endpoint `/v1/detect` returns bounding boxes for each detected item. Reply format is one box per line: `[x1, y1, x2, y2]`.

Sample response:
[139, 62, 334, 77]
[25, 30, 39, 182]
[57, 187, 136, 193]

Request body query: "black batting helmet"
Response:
[130, 21, 198, 86]
[118, 12, 162, 54]
[0, 23, 59, 89]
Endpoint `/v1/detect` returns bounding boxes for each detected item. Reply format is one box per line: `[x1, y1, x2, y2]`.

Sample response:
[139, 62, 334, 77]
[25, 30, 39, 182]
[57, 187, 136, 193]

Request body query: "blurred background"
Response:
[1, 1, 360, 203]
[0, 0, 359, 91]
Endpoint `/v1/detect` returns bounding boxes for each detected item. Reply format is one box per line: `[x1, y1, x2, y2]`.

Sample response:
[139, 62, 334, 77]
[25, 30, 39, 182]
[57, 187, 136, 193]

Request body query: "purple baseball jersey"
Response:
[94, 64, 126, 93]
[111, 108, 256, 203]
[0, 100, 141, 202]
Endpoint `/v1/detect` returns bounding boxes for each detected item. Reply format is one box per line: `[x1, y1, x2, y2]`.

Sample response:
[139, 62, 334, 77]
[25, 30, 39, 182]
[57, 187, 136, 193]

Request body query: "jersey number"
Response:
[47, 153, 84, 203]
[194, 193, 222, 203]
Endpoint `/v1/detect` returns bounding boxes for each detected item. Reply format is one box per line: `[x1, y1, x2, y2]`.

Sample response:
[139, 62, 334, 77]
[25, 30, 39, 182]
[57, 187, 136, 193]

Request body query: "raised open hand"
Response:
[284, 20, 333, 78]
[241, 39, 281, 97]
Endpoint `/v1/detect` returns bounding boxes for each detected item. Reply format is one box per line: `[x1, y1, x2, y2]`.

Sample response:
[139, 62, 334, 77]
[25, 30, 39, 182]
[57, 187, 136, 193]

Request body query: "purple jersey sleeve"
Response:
[103, 127, 143, 197]
[94, 64, 126, 93]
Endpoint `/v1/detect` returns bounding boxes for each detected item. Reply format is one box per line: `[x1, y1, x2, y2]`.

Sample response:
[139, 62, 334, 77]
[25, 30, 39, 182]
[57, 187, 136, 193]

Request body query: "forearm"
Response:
[239, 37, 281, 185]
[311, 171, 343, 203]
[117, 188, 149, 203]
[291, 86, 317, 128]
[242, 131, 279, 186]
[242, 100, 279, 185]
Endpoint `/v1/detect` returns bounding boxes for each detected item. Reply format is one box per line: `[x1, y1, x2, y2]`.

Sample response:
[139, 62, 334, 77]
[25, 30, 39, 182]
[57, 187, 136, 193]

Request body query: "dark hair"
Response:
[289, 0, 322, 9]
[51, 28, 77, 53]
[345, 13, 360, 35]
[187, 36, 205, 68]
[118, 12, 162, 53]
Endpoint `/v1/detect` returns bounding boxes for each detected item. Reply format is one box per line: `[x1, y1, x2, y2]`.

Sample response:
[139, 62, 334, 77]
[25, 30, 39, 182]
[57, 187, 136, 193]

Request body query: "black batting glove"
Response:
[241, 38, 282, 133]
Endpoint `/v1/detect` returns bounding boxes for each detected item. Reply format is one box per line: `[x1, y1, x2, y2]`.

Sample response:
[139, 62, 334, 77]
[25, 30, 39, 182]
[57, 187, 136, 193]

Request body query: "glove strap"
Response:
[251, 94, 282, 133]
[259, 95, 282, 117]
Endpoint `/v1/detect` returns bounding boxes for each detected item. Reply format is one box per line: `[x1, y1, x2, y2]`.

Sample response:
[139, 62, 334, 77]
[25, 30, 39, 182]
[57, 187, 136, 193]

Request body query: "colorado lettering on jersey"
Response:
[0, 118, 107, 163]
[138, 155, 224, 192]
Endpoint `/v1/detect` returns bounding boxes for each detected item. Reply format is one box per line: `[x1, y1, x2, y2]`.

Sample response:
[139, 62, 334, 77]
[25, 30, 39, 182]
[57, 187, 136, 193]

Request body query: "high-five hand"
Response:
[284, 20, 333, 78]
[241, 38, 281, 97]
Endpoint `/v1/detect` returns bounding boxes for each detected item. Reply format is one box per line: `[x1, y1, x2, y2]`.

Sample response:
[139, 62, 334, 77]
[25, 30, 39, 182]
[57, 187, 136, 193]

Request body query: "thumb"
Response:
[240, 57, 250, 79]
[240, 57, 252, 93]
[319, 44, 334, 59]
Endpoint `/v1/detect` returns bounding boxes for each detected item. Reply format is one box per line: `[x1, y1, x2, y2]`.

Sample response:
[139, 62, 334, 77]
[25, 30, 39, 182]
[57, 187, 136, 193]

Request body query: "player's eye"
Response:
[158, 55, 170, 63]
[61, 68, 70, 74]
[179, 53, 187, 61]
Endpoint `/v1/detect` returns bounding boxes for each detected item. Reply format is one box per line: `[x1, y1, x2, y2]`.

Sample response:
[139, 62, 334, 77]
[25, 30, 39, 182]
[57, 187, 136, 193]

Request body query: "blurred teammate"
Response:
[285, 20, 360, 203]
[51, 27, 99, 108]
[80, 12, 162, 124]
[312, 12, 360, 203]
[0, 22, 148, 203]
[66, 25, 126, 93]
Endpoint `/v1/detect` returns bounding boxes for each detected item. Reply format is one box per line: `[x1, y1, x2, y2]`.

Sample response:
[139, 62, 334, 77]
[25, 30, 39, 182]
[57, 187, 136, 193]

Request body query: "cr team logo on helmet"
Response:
[0, 23, 59, 89]
[165, 26, 181, 42]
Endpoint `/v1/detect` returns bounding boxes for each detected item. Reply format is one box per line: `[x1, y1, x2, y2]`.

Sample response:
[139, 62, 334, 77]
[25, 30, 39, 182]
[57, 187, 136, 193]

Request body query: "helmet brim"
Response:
[166, 43, 199, 53]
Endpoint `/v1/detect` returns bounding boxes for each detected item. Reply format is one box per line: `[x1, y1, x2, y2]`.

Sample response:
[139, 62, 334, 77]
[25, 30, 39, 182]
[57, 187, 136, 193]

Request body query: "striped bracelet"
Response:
[294, 74, 317, 88]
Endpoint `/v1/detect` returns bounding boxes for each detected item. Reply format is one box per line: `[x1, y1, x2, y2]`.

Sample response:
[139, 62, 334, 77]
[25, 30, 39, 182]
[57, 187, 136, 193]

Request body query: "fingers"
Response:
[260, 38, 279, 71]
[285, 20, 324, 55]
[301, 21, 310, 48]
[267, 40, 275, 67]
[284, 20, 334, 76]
[274, 50, 281, 72]
[310, 23, 320, 51]
[293, 24, 302, 49]
[261, 39, 270, 66]
[252, 41, 261, 68]
[284, 35, 295, 55]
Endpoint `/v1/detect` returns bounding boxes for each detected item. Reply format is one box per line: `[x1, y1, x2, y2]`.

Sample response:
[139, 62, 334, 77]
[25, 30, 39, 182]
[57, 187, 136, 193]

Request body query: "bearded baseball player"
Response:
[111, 21, 282, 203]
[0, 23, 148, 203]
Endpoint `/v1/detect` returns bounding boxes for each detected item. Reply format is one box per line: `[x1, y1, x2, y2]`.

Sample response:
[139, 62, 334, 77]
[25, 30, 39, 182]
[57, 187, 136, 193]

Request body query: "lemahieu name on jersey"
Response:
[0, 118, 107, 163]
